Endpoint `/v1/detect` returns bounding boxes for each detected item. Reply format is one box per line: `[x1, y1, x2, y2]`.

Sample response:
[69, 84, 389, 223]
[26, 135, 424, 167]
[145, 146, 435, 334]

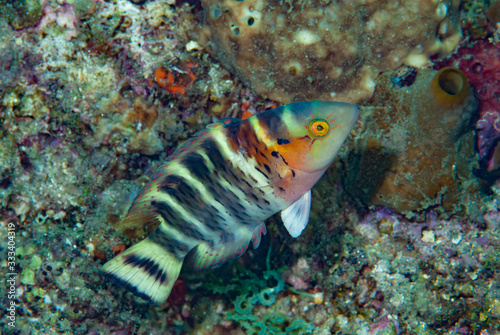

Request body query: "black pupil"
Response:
[316, 124, 324, 131]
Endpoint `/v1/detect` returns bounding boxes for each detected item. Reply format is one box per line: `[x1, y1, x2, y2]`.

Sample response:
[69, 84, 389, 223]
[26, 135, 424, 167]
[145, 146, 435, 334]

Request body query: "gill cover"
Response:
[262, 101, 359, 173]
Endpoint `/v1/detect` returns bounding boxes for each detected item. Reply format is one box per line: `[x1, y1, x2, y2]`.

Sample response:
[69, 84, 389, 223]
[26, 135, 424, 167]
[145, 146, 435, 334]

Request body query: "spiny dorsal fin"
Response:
[167, 128, 209, 161]
[209, 117, 241, 128]
[167, 118, 240, 162]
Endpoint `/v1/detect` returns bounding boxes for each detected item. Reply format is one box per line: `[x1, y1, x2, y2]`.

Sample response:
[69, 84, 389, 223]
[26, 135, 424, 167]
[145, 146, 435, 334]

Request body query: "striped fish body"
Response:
[102, 101, 359, 304]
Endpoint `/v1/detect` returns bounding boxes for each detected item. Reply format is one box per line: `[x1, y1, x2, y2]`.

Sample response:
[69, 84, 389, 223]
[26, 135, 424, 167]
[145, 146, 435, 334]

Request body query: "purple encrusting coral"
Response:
[1, 0, 500, 334]
[435, 40, 500, 174]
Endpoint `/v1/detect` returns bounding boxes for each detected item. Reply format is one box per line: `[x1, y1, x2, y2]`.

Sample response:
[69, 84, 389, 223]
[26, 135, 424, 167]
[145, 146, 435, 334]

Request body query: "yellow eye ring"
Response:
[308, 119, 330, 138]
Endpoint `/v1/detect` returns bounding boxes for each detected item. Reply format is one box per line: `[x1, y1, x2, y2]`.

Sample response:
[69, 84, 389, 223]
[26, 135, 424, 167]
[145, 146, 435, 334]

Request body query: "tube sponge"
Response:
[345, 67, 479, 215]
[431, 67, 471, 107]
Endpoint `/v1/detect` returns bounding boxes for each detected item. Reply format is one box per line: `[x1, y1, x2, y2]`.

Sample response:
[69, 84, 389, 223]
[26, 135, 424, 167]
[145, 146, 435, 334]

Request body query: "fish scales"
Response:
[102, 101, 359, 304]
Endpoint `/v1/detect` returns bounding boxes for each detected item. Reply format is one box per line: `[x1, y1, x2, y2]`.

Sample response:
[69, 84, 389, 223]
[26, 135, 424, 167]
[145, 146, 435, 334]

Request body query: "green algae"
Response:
[29, 255, 43, 270]
[1, 0, 43, 30]
[227, 310, 314, 335]
[204, 247, 313, 334]
[209, 268, 313, 335]
[20, 268, 35, 285]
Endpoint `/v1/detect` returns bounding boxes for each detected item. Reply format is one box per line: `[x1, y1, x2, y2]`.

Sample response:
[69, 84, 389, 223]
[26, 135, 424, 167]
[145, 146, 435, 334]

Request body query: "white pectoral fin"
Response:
[281, 190, 312, 238]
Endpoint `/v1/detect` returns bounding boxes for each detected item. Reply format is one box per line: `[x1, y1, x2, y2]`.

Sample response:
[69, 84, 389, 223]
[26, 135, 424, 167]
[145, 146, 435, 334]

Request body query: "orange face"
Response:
[256, 101, 359, 173]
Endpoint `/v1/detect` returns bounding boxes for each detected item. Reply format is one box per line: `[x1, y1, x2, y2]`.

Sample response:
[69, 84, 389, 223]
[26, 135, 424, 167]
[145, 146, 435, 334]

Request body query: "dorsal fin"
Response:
[167, 117, 241, 162]
[205, 117, 241, 129]
[218, 117, 241, 127]
[166, 128, 209, 161]
[116, 117, 242, 241]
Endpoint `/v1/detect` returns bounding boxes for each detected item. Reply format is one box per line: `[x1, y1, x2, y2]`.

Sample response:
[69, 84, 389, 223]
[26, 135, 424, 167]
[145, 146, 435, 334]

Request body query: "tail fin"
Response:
[101, 238, 184, 304]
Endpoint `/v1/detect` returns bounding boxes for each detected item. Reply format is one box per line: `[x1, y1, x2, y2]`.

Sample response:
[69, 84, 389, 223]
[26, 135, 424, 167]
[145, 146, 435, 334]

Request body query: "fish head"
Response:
[260, 101, 359, 173]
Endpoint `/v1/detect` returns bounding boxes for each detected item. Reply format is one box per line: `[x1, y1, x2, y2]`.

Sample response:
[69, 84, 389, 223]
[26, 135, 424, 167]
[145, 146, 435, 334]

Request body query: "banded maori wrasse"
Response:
[102, 101, 359, 304]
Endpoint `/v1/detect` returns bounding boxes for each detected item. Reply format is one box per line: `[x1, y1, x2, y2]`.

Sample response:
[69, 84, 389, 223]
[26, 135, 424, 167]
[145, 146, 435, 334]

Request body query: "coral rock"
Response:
[345, 68, 479, 214]
[201, 0, 462, 104]
[435, 40, 500, 176]
[4, 0, 43, 30]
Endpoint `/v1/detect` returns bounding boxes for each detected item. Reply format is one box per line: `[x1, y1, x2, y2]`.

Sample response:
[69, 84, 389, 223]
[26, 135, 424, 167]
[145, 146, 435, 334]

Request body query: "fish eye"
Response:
[308, 119, 330, 138]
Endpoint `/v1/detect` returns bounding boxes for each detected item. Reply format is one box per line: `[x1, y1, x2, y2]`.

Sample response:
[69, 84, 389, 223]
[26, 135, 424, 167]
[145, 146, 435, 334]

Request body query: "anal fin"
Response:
[188, 222, 267, 271]
[250, 223, 267, 249]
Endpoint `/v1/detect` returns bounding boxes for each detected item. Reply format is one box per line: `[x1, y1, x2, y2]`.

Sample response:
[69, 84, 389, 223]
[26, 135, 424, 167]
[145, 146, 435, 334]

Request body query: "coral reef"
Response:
[201, 0, 462, 104]
[434, 40, 500, 180]
[345, 67, 480, 215]
[205, 267, 315, 335]
[1, 0, 43, 30]
[1, 0, 500, 334]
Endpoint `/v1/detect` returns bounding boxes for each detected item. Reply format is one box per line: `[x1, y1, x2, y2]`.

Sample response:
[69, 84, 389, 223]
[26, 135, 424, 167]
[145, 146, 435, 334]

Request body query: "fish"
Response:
[101, 100, 359, 304]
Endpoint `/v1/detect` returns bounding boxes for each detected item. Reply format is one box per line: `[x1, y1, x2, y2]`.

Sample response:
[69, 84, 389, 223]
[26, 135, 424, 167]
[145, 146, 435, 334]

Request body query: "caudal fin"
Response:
[101, 238, 184, 304]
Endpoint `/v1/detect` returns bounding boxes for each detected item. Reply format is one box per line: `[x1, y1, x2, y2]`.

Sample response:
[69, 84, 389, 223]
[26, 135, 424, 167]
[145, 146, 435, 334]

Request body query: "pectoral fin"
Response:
[281, 190, 311, 238]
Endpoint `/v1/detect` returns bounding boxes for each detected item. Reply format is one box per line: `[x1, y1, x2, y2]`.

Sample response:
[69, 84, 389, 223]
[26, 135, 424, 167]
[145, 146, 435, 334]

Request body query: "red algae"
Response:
[435, 40, 500, 176]
[154, 63, 196, 95]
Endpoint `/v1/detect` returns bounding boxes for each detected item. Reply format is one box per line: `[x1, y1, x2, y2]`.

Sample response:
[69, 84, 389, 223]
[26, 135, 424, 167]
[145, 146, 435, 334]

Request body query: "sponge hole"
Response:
[231, 24, 240, 36]
[210, 7, 221, 19]
[209, 3, 222, 19]
[247, 17, 255, 26]
[284, 62, 303, 76]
